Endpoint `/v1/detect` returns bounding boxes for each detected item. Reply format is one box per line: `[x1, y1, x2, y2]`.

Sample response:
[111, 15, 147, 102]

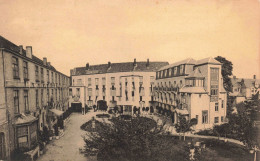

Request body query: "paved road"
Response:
[38, 112, 98, 161]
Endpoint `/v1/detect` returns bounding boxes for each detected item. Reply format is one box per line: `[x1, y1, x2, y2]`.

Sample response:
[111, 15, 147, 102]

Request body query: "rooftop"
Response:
[72, 61, 169, 76]
[159, 57, 221, 71]
[0, 35, 68, 77]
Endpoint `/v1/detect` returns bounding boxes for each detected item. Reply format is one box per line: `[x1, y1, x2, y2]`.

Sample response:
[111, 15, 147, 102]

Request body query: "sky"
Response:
[0, 0, 259, 78]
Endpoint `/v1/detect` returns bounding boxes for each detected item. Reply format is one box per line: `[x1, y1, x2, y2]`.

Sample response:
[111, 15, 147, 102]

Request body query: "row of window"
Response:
[12, 56, 69, 85]
[201, 111, 225, 124]
[74, 76, 155, 86]
[156, 64, 185, 79]
[13, 88, 66, 114]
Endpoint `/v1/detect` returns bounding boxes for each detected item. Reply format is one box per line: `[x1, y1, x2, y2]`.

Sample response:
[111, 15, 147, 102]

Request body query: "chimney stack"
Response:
[146, 58, 150, 67]
[133, 58, 137, 67]
[26, 46, 32, 59]
[43, 57, 47, 66]
[108, 61, 111, 69]
[86, 63, 89, 70]
[19, 45, 23, 55]
[253, 75, 256, 79]
[47, 62, 51, 66]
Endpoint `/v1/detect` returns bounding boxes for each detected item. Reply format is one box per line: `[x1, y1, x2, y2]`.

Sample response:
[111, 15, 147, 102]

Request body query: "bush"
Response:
[96, 114, 110, 118]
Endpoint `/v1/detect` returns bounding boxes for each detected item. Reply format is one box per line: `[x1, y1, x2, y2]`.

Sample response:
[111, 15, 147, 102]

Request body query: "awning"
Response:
[49, 109, 64, 117]
[175, 109, 189, 115]
[14, 113, 37, 125]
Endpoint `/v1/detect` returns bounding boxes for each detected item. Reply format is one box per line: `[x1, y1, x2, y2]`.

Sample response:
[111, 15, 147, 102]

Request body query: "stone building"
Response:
[154, 57, 227, 130]
[230, 75, 260, 104]
[69, 59, 168, 114]
[0, 36, 70, 160]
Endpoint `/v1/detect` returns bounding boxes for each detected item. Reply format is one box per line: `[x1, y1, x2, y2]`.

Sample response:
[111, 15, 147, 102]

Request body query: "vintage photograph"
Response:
[0, 0, 259, 161]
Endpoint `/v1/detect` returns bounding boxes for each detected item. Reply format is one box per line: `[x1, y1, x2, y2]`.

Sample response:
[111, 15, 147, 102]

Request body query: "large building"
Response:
[69, 59, 168, 114]
[0, 36, 70, 160]
[230, 75, 260, 105]
[154, 57, 227, 130]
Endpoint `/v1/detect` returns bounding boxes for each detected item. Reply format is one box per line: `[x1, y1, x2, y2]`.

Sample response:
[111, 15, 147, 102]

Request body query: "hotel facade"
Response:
[154, 58, 227, 130]
[0, 36, 70, 160]
[69, 59, 168, 114]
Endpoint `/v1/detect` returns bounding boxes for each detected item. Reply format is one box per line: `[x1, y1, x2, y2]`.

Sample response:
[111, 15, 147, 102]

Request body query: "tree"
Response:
[225, 98, 259, 148]
[175, 116, 197, 141]
[83, 116, 172, 161]
[215, 56, 233, 116]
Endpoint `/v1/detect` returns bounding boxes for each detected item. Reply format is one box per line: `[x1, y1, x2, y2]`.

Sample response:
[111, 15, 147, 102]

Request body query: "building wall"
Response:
[70, 71, 156, 110]
[0, 47, 70, 158]
[154, 61, 227, 130]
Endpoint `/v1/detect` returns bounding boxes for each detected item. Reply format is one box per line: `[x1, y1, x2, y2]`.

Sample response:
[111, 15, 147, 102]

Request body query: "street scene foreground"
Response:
[37, 109, 258, 161]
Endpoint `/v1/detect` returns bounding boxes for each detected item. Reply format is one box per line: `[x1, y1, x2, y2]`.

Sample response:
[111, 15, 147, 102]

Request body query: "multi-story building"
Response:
[69, 59, 168, 114]
[0, 36, 70, 160]
[230, 75, 260, 104]
[154, 57, 227, 130]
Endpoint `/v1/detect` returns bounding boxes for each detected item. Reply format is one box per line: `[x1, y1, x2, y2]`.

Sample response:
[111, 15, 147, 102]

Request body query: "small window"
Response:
[202, 110, 208, 124]
[214, 117, 219, 123]
[12, 57, 19, 79]
[215, 102, 219, 111]
[88, 78, 92, 86]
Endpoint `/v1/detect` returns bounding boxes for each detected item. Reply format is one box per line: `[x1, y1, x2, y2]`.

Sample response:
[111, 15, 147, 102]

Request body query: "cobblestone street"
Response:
[37, 112, 97, 161]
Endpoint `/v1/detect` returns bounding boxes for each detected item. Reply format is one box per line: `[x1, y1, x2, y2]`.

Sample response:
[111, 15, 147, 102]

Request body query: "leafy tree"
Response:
[214, 97, 260, 148]
[175, 116, 197, 141]
[82, 116, 182, 161]
[215, 56, 233, 116]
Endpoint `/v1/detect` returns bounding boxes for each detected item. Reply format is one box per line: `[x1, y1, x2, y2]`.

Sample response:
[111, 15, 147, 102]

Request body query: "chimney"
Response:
[47, 62, 51, 66]
[253, 75, 256, 79]
[19, 45, 23, 55]
[233, 76, 236, 79]
[43, 57, 47, 66]
[86, 63, 89, 70]
[133, 58, 137, 67]
[26, 46, 32, 59]
[108, 61, 111, 69]
[146, 58, 150, 67]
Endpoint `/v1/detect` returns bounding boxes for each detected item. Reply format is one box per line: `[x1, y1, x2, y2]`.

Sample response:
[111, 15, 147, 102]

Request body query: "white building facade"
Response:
[69, 59, 168, 114]
[154, 58, 227, 130]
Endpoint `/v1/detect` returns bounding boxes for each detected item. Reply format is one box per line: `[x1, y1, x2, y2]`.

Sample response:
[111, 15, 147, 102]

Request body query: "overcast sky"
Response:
[0, 0, 259, 78]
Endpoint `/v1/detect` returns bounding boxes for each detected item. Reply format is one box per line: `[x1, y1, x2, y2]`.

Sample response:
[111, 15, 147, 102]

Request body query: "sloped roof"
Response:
[160, 58, 197, 70]
[159, 57, 221, 71]
[73, 61, 169, 75]
[14, 113, 37, 125]
[231, 77, 260, 88]
[179, 86, 207, 93]
[0, 35, 64, 75]
[195, 57, 221, 66]
[186, 68, 204, 78]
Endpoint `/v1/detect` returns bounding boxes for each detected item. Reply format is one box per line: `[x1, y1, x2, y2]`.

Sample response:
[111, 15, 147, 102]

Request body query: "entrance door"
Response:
[71, 103, 82, 112]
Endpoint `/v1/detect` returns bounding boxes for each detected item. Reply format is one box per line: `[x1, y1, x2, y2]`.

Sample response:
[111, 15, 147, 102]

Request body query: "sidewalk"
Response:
[37, 111, 98, 161]
[145, 113, 244, 146]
